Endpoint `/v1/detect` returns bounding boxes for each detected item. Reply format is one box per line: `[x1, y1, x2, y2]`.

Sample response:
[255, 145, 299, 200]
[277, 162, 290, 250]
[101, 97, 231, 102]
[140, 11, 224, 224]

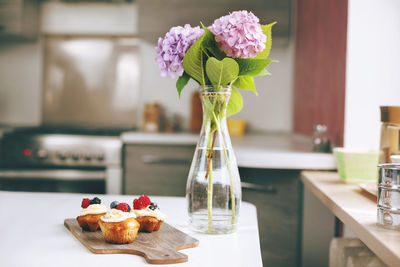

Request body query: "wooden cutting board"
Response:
[64, 218, 199, 264]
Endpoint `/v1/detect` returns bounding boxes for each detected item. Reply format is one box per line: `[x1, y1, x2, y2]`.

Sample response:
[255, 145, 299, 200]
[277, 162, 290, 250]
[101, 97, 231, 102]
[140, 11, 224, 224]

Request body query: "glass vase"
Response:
[186, 86, 241, 234]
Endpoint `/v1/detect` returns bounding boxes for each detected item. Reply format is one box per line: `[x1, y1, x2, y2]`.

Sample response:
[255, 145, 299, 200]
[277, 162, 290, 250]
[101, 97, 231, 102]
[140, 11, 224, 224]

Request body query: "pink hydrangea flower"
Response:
[156, 24, 204, 78]
[209, 11, 266, 58]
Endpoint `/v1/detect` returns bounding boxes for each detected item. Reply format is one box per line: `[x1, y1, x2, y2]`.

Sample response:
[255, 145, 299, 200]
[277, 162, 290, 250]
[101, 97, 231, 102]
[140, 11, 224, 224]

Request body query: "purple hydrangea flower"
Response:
[156, 24, 204, 78]
[209, 11, 266, 58]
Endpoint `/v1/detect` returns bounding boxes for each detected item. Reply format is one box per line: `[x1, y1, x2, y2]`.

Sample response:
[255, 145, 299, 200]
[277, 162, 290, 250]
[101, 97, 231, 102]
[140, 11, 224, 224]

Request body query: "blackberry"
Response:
[90, 197, 101, 204]
[149, 202, 158, 211]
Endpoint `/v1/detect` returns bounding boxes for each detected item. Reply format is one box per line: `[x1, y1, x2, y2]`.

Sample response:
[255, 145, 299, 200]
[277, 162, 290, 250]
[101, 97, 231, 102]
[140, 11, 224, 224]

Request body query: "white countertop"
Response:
[121, 132, 337, 170]
[0, 191, 262, 267]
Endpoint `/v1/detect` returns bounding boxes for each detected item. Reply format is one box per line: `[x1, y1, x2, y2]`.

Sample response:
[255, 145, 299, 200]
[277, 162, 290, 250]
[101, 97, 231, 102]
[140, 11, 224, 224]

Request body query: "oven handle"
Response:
[0, 170, 106, 181]
[241, 182, 278, 194]
[141, 155, 192, 165]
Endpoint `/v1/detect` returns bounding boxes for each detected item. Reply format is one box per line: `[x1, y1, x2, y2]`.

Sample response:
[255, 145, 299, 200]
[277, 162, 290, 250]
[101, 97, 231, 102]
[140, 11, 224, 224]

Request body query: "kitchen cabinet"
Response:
[293, 0, 347, 145]
[123, 144, 195, 196]
[137, 0, 292, 44]
[240, 168, 301, 266]
[0, 0, 38, 41]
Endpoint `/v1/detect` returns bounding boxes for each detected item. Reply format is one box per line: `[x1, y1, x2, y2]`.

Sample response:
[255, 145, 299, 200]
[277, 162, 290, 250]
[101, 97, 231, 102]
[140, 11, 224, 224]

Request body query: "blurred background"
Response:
[0, 0, 293, 135]
[0, 0, 400, 266]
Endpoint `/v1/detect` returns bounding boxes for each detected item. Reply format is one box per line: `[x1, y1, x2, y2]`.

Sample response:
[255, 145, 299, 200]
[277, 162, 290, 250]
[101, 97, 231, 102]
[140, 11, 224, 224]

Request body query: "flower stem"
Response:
[205, 127, 216, 233]
[204, 131, 217, 180]
[207, 159, 213, 232]
[212, 112, 236, 230]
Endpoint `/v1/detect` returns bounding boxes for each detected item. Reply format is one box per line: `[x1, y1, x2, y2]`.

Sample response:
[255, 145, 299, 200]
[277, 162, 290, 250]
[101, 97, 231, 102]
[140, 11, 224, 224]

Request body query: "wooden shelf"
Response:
[301, 171, 400, 267]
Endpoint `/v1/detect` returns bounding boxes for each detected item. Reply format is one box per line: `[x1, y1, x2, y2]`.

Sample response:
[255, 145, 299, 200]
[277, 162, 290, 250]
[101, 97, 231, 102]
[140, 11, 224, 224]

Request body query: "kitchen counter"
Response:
[301, 171, 400, 267]
[0, 191, 262, 267]
[121, 132, 337, 170]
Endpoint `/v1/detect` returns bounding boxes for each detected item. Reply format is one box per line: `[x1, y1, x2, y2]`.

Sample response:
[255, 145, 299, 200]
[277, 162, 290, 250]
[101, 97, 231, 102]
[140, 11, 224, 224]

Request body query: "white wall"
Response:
[0, 1, 294, 133]
[344, 0, 400, 149]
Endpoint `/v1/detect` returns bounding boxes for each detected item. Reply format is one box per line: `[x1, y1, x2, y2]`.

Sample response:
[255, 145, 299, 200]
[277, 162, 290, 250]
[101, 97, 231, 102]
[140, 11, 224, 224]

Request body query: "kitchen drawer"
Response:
[123, 144, 195, 196]
[240, 168, 301, 267]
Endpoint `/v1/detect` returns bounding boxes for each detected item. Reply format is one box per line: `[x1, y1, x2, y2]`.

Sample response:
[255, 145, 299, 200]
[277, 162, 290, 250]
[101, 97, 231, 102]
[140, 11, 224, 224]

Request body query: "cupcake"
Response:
[76, 197, 107, 232]
[132, 195, 166, 233]
[98, 202, 140, 244]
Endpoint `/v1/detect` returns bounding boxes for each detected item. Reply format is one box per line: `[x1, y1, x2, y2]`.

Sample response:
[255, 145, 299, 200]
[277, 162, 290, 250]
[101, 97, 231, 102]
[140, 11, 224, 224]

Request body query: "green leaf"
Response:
[200, 22, 226, 60]
[233, 76, 258, 95]
[256, 69, 270, 76]
[205, 57, 239, 88]
[256, 22, 277, 59]
[236, 58, 273, 76]
[227, 87, 243, 117]
[176, 72, 190, 97]
[182, 34, 206, 84]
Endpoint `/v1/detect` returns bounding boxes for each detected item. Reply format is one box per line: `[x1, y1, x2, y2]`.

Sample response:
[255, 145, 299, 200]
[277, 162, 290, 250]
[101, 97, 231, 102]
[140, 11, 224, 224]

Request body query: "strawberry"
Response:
[133, 195, 151, 210]
[116, 203, 130, 212]
[81, 198, 91, 209]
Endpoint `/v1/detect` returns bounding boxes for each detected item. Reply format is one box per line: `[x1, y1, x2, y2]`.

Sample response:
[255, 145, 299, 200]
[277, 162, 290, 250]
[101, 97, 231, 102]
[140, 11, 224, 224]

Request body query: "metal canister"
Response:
[377, 164, 400, 228]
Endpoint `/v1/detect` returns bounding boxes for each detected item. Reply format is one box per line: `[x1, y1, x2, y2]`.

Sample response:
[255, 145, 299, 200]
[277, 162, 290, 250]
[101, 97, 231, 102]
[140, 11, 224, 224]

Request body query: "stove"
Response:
[0, 127, 123, 194]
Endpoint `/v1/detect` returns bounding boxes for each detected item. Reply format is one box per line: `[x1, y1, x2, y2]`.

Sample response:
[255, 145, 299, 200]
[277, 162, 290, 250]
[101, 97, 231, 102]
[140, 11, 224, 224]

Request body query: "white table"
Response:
[0, 191, 262, 267]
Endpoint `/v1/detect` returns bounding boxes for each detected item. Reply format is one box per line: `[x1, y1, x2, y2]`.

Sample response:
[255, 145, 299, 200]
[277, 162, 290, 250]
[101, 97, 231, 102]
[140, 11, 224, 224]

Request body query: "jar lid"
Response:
[380, 106, 400, 124]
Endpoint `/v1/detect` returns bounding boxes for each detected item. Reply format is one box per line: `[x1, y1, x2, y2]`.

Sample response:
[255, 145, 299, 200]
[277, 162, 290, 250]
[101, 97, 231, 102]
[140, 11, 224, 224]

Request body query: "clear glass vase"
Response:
[186, 86, 241, 234]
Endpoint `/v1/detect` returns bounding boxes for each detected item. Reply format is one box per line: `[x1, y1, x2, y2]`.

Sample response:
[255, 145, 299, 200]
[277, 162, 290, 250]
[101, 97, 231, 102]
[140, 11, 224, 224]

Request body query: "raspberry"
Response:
[133, 195, 151, 210]
[81, 198, 91, 209]
[116, 203, 130, 212]
[133, 198, 139, 209]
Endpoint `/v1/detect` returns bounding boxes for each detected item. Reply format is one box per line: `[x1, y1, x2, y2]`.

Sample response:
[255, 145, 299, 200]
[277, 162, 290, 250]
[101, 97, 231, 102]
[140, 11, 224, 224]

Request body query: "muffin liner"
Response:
[76, 213, 106, 232]
[98, 217, 140, 244]
[136, 216, 163, 233]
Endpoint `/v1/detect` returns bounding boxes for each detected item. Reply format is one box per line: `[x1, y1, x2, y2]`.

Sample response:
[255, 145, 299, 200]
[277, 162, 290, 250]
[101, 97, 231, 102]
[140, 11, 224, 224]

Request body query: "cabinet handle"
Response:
[241, 182, 277, 194]
[0, 169, 105, 181]
[141, 155, 191, 165]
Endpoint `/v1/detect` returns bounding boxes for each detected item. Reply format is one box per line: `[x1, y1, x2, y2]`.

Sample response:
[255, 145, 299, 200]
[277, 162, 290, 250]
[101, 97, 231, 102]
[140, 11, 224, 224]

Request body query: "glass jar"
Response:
[379, 106, 400, 163]
[186, 86, 241, 234]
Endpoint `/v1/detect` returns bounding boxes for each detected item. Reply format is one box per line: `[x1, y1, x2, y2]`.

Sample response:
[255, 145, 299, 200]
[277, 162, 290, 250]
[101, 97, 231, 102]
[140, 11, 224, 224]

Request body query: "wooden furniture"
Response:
[65, 219, 198, 264]
[0, 191, 262, 267]
[293, 0, 348, 146]
[301, 171, 400, 267]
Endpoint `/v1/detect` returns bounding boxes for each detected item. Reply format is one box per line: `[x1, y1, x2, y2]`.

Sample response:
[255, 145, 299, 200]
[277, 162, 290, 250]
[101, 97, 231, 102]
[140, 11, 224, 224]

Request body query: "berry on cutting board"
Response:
[116, 203, 130, 212]
[81, 198, 91, 209]
[133, 195, 151, 210]
[110, 200, 119, 209]
[90, 197, 101, 205]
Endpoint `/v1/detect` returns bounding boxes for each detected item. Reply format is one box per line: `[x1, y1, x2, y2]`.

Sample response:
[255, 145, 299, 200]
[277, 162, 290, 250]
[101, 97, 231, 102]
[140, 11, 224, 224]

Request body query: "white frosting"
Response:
[132, 207, 166, 221]
[79, 204, 107, 216]
[100, 209, 136, 223]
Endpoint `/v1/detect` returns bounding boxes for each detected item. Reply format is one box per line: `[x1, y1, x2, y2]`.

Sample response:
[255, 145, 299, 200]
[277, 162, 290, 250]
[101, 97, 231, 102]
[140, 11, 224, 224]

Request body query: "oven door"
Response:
[0, 169, 106, 193]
